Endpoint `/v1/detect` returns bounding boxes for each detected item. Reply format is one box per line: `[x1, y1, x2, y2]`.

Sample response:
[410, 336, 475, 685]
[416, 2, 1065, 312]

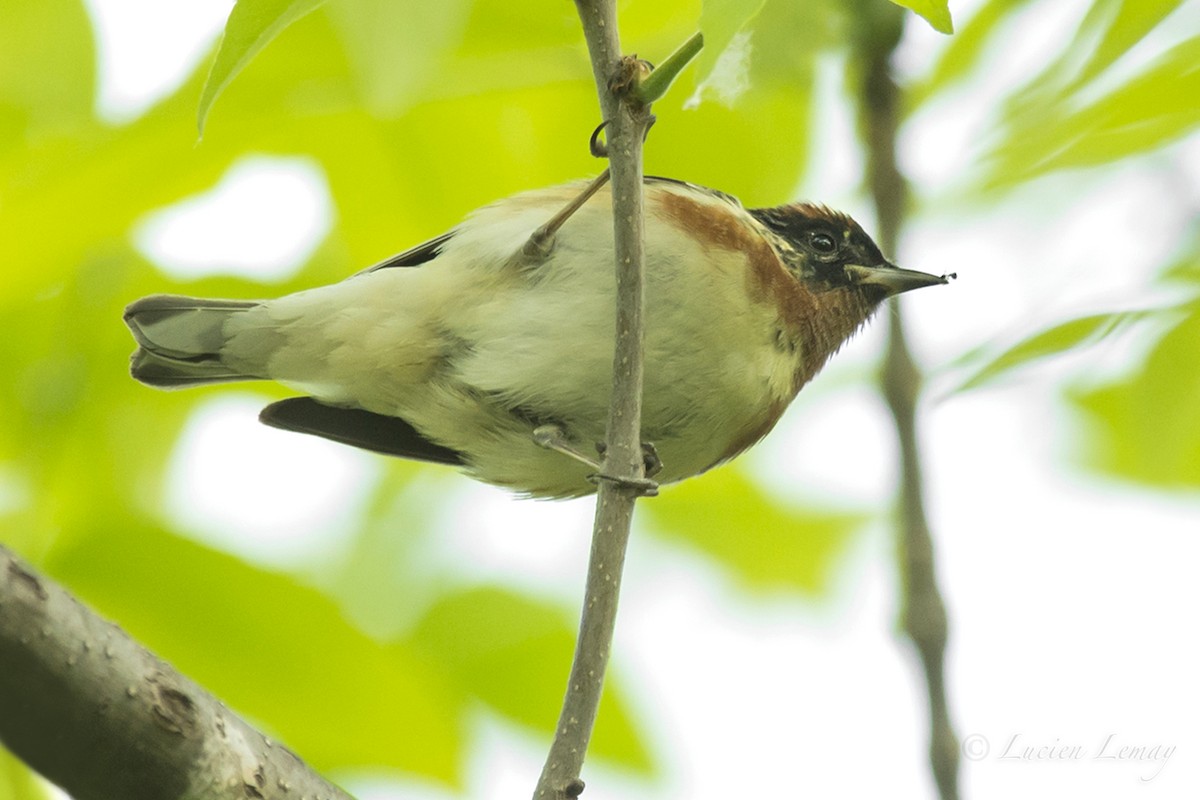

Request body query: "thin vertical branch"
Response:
[533, 1, 655, 798]
[852, 4, 961, 799]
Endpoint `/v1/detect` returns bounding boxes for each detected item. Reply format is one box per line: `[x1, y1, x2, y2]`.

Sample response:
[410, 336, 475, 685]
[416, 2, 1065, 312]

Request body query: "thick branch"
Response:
[851, 4, 960, 800]
[0, 544, 354, 800]
[532, 2, 654, 799]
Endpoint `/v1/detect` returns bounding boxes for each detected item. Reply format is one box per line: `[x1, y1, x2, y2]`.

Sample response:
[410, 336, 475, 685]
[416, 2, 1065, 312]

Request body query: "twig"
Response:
[633, 31, 703, 105]
[0, 544, 354, 800]
[851, 4, 961, 799]
[531, 2, 657, 798]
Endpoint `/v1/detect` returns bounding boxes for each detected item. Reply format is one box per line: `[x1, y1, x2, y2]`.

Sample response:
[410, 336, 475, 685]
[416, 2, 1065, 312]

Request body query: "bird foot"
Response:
[596, 440, 663, 478]
[533, 424, 660, 496]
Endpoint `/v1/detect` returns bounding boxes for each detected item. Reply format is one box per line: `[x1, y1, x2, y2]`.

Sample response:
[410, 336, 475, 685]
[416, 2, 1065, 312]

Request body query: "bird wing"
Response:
[354, 179, 737, 278]
[644, 175, 744, 209]
[259, 397, 465, 465]
[354, 230, 456, 275]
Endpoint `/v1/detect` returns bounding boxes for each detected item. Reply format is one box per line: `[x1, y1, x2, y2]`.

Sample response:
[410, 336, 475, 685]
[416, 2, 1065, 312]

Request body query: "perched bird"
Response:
[125, 176, 949, 498]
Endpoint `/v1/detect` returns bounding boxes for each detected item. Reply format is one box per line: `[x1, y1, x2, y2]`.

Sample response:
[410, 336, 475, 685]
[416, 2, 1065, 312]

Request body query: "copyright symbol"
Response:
[962, 733, 990, 761]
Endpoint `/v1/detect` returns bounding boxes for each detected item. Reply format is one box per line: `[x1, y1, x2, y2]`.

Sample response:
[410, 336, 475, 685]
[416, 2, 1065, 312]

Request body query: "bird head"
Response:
[750, 202, 951, 303]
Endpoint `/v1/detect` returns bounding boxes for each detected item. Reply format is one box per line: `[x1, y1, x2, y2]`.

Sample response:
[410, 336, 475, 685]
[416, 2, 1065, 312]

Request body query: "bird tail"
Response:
[124, 294, 263, 388]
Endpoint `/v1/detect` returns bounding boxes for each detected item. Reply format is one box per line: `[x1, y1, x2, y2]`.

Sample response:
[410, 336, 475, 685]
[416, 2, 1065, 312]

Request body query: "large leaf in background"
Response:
[0, 0, 94, 142]
[944, 309, 1159, 394]
[695, 0, 951, 96]
[49, 522, 652, 782]
[981, 34, 1200, 189]
[889, 0, 953, 34]
[657, 0, 831, 202]
[213, 3, 816, 238]
[1056, 0, 1188, 95]
[0, 68, 278, 300]
[411, 588, 651, 771]
[1067, 300, 1200, 489]
[0, 747, 50, 800]
[649, 83, 811, 205]
[695, 0, 768, 89]
[908, 0, 1036, 109]
[645, 466, 866, 594]
[197, 0, 327, 132]
[996, 0, 1188, 112]
[49, 521, 465, 781]
[325, 0, 472, 117]
[905, 0, 1198, 188]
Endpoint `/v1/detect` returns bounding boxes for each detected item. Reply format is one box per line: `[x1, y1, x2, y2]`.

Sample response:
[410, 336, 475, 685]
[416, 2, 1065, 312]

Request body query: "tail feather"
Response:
[124, 294, 262, 389]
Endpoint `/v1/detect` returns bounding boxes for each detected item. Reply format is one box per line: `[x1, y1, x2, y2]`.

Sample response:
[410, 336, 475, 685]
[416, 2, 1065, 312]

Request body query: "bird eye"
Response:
[809, 232, 837, 254]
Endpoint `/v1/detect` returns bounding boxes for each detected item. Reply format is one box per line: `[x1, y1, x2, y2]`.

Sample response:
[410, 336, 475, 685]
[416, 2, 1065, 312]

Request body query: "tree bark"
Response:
[0, 544, 354, 800]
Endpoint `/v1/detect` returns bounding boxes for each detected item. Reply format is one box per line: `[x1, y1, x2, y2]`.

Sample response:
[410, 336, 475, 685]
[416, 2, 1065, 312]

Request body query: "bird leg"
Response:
[521, 170, 611, 262]
[533, 424, 602, 471]
[532, 423, 660, 496]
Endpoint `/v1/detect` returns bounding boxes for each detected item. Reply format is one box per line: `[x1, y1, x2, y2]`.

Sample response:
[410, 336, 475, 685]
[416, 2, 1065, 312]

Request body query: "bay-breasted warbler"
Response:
[125, 176, 949, 498]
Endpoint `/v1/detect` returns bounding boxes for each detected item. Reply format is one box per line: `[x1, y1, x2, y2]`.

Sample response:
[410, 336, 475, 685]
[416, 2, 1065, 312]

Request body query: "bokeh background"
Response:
[2, 0, 1198, 798]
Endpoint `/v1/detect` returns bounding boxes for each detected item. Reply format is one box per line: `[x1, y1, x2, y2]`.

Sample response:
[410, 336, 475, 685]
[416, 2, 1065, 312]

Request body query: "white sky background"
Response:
[75, 1, 1200, 798]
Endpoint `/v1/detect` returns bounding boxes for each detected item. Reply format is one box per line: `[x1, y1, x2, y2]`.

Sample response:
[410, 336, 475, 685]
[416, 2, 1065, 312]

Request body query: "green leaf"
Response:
[908, 0, 1035, 108]
[646, 0, 825, 201]
[411, 588, 652, 771]
[0, 0, 95, 144]
[1068, 303, 1200, 488]
[48, 522, 465, 782]
[325, 0, 472, 117]
[0, 746, 51, 800]
[197, 0, 328, 133]
[1065, 0, 1188, 93]
[695, 0, 768, 89]
[1007, 0, 1187, 111]
[889, 0, 953, 34]
[949, 311, 1150, 393]
[635, 32, 706, 105]
[645, 466, 866, 594]
[982, 32, 1200, 189]
[1162, 235, 1200, 284]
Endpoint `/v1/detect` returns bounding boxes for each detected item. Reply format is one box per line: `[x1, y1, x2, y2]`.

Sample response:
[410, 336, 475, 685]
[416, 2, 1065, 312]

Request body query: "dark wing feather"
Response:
[260, 397, 465, 465]
[644, 175, 743, 208]
[354, 231, 455, 276]
[357, 181, 732, 278]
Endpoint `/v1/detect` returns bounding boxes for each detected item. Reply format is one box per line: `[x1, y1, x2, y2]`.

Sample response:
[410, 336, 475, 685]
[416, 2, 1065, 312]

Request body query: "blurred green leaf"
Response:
[1005, 0, 1185, 113]
[1064, 0, 1187, 93]
[1068, 301, 1200, 488]
[948, 310, 1153, 393]
[908, 0, 1034, 108]
[649, 83, 811, 204]
[696, 0, 767, 88]
[197, 0, 327, 132]
[43, 520, 654, 782]
[1162, 235, 1200, 284]
[48, 521, 466, 781]
[889, 0, 953, 34]
[645, 467, 866, 594]
[325, 0, 472, 117]
[411, 587, 652, 771]
[649, 0, 827, 202]
[982, 30, 1200, 188]
[0, 0, 95, 144]
[0, 747, 50, 800]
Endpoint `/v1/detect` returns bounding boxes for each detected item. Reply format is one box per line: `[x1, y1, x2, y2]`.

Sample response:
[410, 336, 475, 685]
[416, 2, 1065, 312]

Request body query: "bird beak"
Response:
[843, 263, 953, 296]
